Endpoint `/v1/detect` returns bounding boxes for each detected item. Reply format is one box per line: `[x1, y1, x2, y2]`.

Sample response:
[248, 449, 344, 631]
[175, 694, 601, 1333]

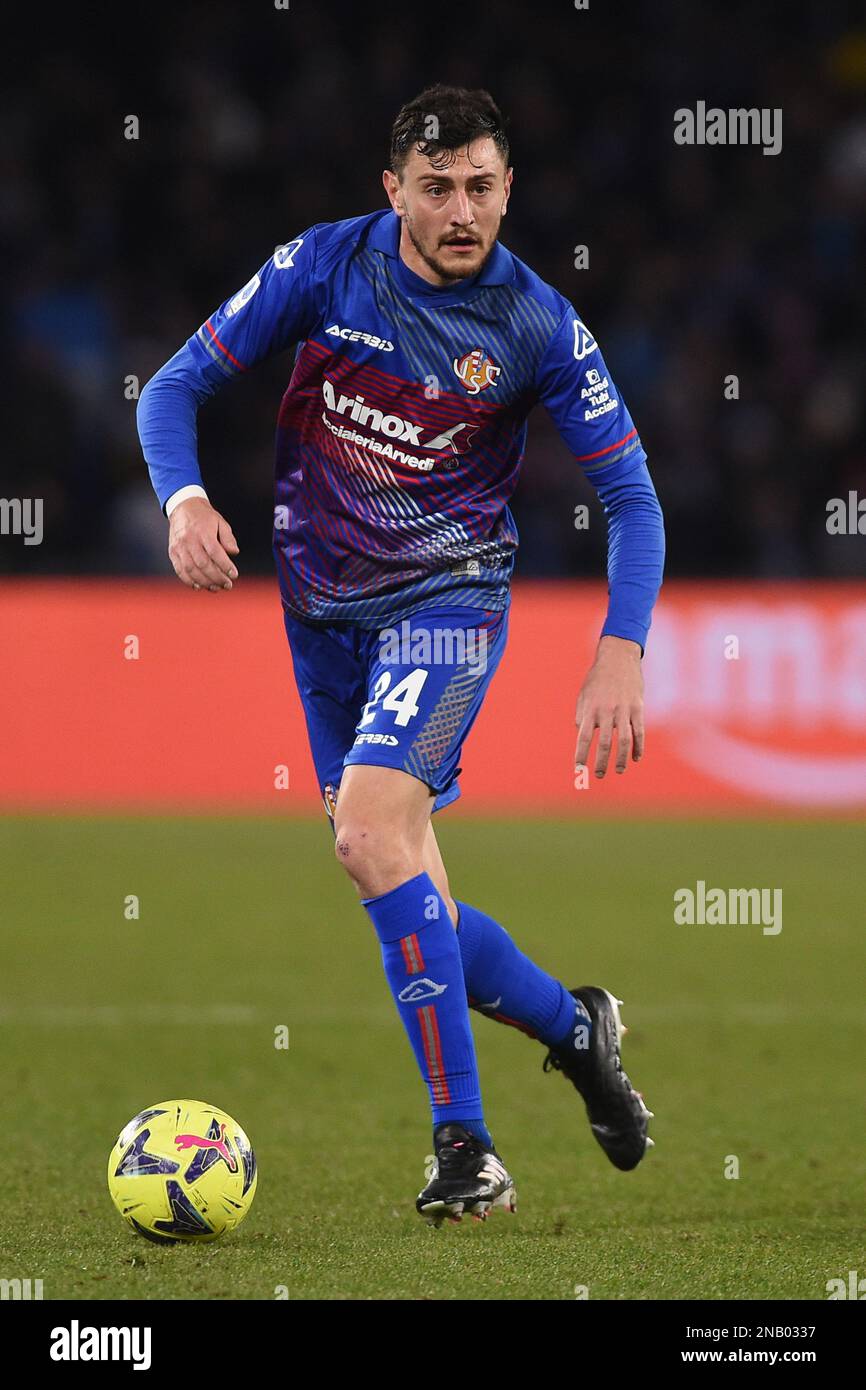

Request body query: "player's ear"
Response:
[501, 166, 513, 216]
[383, 168, 402, 212]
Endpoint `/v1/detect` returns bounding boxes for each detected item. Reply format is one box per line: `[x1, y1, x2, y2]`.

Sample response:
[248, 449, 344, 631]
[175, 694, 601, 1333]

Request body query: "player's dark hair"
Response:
[389, 85, 509, 176]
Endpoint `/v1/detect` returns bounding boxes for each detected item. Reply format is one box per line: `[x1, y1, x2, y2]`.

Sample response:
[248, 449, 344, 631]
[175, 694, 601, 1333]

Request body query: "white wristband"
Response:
[165, 485, 209, 517]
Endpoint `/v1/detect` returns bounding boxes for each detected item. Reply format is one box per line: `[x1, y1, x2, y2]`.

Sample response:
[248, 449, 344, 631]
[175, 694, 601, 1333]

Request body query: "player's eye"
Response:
[473, 185, 491, 195]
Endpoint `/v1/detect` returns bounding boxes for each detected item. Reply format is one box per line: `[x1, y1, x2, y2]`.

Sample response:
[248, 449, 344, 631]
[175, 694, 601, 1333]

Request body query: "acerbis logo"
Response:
[326, 323, 394, 352]
[450, 558, 481, 578]
[353, 732, 399, 746]
[273, 239, 304, 268]
[398, 978, 448, 1003]
[572, 317, 597, 361]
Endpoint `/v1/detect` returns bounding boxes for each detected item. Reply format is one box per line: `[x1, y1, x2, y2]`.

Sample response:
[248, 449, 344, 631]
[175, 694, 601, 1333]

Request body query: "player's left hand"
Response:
[575, 635, 644, 779]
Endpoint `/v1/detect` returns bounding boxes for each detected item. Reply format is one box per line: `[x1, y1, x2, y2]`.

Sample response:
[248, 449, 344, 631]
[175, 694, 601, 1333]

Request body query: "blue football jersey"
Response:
[139, 208, 662, 643]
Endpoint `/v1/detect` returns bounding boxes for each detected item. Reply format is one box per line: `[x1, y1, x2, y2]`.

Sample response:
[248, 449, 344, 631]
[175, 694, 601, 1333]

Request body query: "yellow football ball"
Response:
[107, 1100, 257, 1243]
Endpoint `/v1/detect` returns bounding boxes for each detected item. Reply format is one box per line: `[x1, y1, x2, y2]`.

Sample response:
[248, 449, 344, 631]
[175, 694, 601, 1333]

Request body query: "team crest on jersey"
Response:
[452, 348, 501, 396]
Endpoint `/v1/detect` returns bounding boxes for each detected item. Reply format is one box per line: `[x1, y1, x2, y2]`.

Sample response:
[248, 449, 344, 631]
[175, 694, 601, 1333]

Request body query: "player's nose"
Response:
[451, 190, 474, 225]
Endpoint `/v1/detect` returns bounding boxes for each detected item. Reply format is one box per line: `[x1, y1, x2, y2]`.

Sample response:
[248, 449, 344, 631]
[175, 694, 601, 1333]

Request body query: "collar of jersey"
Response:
[367, 210, 513, 299]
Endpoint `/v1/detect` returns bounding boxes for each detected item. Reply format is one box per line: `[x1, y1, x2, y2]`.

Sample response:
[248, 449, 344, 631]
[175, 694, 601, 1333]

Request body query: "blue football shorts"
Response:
[283, 601, 510, 820]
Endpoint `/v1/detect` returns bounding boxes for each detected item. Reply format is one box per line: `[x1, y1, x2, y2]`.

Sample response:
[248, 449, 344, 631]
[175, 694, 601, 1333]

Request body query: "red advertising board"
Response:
[2, 580, 864, 815]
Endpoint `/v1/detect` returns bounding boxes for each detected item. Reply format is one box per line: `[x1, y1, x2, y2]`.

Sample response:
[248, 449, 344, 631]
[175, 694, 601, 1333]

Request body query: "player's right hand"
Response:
[167, 498, 240, 591]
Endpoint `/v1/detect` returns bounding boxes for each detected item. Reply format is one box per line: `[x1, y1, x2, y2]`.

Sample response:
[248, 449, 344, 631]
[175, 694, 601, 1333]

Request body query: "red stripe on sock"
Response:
[400, 933, 425, 974]
[467, 995, 539, 1039]
[491, 1010, 539, 1039]
[419, 1005, 451, 1105]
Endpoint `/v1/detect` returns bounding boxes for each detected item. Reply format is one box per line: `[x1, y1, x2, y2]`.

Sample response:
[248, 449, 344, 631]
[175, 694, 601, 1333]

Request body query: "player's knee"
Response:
[332, 818, 417, 891]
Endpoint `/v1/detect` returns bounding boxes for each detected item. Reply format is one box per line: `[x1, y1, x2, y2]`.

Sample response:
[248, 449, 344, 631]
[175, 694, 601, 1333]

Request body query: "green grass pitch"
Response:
[1, 816, 862, 1301]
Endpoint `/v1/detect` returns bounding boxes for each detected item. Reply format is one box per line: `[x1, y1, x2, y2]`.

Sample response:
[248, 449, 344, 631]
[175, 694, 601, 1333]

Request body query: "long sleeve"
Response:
[533, 305, 665, 650]
[137, 229, 320, 512]
[593, 461, 665, 651]
[137, 343, 219, 509]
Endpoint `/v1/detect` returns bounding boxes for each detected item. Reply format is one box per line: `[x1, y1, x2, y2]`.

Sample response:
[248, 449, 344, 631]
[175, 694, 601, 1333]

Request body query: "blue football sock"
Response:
[362, 872, 492, 1147]
[455, 900, 589, 1049]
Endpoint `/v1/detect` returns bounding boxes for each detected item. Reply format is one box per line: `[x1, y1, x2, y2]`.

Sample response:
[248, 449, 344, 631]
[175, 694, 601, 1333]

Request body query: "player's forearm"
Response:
[595, 462, 665, 653]
[136, 342, 218, 513]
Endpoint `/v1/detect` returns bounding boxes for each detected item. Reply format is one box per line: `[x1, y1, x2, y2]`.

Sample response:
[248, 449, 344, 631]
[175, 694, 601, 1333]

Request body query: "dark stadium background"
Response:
[2, 0, 863, 581]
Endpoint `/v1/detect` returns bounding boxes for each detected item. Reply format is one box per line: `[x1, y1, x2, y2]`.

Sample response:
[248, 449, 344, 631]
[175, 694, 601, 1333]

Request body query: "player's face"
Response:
[384, 137, 513, 286]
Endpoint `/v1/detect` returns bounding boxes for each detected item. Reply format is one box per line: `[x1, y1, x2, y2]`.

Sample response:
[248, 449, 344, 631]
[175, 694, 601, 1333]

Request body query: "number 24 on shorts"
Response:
[359, 669, 429, 728]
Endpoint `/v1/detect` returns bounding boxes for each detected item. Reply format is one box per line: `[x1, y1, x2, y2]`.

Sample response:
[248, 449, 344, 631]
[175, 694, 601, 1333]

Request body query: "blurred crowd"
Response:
[2, 0, 864, 580]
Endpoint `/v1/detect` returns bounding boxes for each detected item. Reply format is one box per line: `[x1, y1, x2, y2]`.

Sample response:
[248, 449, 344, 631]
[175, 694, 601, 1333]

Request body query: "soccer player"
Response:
[138, 85, 664, 1226]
